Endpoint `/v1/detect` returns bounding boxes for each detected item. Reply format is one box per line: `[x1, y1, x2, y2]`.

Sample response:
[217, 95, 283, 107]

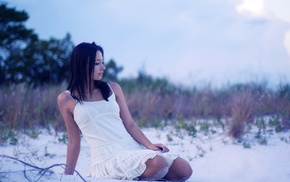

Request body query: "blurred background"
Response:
[3, 0, 290, 87]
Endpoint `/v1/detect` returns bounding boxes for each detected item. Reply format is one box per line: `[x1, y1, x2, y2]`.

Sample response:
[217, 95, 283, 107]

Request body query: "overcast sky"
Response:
[7, 0, 290, 88]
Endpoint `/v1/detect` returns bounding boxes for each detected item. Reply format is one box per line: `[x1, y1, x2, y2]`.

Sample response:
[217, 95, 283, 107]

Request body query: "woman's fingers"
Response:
[155, 144, 169, 153]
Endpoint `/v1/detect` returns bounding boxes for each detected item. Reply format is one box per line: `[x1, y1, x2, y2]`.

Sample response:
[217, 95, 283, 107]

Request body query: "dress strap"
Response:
[64, 90, 72, 97]
[107, 83, 116, 99]
[107, 83, 114, 93]
[64, 90, 77, 102]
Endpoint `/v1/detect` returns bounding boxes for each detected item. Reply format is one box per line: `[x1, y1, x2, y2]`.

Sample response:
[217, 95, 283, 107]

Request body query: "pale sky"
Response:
[6, 0, 290, 88]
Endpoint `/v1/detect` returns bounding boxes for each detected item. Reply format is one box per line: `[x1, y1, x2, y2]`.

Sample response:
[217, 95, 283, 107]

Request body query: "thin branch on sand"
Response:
[0, 155, 86, 182]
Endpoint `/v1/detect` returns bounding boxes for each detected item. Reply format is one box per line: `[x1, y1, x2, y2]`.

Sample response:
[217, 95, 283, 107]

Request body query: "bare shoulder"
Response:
[58, 91, 71, 104]
[108, 82, 123, 93]
[57, 91, 75, 112]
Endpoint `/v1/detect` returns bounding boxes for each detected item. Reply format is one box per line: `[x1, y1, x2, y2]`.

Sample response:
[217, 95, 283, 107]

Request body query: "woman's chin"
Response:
[94, 77, 102, 81]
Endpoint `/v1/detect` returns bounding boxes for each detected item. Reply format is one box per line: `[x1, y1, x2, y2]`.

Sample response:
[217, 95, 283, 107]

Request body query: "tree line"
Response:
[0, 3, 123, 86]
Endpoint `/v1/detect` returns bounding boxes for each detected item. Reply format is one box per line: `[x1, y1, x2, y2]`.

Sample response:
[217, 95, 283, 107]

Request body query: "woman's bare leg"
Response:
[163, 157, 193, 181]
[139, 155, 169, 180]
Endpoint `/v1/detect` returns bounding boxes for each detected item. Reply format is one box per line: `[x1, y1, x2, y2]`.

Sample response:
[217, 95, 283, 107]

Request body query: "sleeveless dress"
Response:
[68, 88, 178, 180]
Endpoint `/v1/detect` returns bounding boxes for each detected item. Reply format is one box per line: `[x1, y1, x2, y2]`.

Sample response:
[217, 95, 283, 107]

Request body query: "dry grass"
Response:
[229, 89, 257, 138]
[0, 83, 66, 132]
[0, 81, 289, 140]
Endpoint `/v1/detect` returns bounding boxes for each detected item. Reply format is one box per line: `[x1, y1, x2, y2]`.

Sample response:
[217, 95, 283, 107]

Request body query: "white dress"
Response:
[70, 89, 178, 180]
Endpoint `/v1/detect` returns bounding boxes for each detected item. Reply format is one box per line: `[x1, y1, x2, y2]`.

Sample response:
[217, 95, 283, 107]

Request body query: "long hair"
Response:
[67, 42, 110, 103]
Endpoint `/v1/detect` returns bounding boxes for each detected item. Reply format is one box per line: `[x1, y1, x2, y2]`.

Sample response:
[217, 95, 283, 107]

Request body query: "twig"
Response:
[0, 155, 86, 182]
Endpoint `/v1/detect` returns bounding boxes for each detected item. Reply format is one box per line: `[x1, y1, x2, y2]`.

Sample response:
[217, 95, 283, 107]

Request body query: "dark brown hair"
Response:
[67, 42, 110, 103]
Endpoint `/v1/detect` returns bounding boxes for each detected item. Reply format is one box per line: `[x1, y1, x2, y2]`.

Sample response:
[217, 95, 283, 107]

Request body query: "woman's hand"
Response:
[147, 143, 169, 153]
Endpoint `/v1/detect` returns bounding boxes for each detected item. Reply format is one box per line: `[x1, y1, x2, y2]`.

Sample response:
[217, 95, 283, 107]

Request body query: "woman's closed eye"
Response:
[95, 61, 104, 65]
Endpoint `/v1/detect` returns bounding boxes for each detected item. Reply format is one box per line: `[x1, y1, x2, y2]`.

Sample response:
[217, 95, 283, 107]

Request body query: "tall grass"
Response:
[0, 83, 66, 133]
[228, 87, 256, 138]
[0, 79, 290, 141]
[120, 78, 290, 137]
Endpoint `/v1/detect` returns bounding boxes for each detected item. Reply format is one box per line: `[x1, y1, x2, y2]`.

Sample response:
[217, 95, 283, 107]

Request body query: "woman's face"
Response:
[93, 50, 105, 80]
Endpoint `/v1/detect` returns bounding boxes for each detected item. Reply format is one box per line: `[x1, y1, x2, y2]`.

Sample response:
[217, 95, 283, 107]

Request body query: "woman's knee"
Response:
[183, 161, 193, 179]
[177, 158, 192, 179]
[140, 155, 169, 179]
[165, 157, 192, 180]
[180, 158, 192, 177]
[146, 155, 168, 169]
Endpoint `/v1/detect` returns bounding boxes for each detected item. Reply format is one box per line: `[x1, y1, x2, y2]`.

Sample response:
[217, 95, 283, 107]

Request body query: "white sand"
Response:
[1, 126, 290, 182]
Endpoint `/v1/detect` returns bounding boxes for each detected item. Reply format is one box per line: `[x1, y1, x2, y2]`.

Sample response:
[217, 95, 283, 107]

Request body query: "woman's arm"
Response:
[109, 82, 169, 152]
[57, 92, 81, 174]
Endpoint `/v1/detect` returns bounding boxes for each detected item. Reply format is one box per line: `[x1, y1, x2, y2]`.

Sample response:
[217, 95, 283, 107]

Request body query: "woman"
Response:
[57, 42, 192, 181]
